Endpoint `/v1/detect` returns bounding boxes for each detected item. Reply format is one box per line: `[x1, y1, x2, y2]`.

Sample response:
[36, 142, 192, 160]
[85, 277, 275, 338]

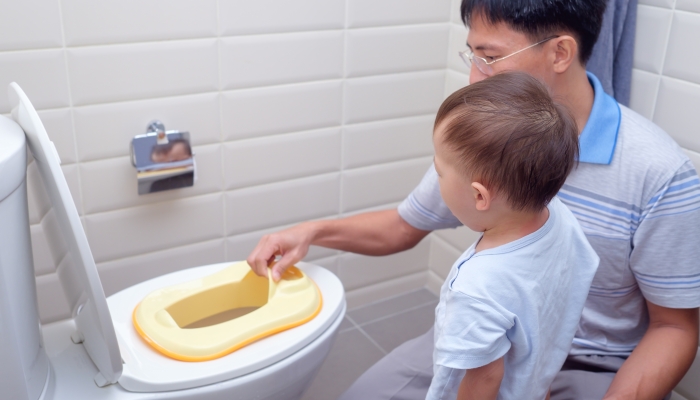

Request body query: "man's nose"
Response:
[469, 66, 488, 84]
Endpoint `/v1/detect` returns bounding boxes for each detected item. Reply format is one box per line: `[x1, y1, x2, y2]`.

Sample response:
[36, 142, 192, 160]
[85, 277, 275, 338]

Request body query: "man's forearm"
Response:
[310, 209, 430, 255]
[457, 357, 504, 400]
[604, 306, 699, 399]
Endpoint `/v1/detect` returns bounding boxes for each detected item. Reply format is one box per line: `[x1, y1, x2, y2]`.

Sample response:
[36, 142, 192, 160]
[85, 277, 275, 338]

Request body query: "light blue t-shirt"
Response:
[427, 197, 599, 400]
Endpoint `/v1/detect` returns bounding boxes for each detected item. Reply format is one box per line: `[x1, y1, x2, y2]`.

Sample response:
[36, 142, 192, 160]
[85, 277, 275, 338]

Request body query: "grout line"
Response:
[649, 0, 677, 120]
[346, 315, 388, 355]
[352, 300, 438, 328]
[215, 0, 228, 261]
[347, 287, 436, 312]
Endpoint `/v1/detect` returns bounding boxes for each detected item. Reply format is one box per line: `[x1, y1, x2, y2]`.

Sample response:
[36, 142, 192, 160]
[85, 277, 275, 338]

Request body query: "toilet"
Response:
[0, 83, 346, 400]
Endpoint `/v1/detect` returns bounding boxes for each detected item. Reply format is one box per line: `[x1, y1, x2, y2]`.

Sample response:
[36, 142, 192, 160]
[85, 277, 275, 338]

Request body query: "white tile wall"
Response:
[0, 0, 455, 326]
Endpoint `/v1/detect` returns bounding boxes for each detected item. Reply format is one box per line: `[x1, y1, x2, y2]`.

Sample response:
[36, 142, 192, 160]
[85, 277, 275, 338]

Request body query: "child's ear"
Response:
[471, 182, 491, 211]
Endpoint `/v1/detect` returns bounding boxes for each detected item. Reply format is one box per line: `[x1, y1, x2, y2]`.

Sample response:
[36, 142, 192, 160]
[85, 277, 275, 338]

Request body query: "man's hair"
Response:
[435, 72, 579, 212]
[461, 0, 607, 64]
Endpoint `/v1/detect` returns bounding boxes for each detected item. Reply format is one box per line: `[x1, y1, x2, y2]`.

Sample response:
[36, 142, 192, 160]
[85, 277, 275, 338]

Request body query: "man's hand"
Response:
[603, 302, 699, 399]
[247, 222, 318, 281]
[246, 209, 430, 281]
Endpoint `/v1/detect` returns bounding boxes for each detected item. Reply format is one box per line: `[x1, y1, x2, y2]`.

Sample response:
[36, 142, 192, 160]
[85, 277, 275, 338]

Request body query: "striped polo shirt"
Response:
[398, 73, 700, 357]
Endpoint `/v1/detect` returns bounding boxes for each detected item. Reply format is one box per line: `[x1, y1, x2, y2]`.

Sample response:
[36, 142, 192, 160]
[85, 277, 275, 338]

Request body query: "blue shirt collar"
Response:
[578, 72, 621, 165]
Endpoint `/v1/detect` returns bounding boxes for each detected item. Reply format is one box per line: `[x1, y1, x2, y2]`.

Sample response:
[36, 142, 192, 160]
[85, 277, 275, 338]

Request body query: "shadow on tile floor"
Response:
[301, 288, 438, 400]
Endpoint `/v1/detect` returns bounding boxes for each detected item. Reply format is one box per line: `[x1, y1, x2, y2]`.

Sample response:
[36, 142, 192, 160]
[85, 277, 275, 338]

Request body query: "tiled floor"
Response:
[301, 288, 438, 400]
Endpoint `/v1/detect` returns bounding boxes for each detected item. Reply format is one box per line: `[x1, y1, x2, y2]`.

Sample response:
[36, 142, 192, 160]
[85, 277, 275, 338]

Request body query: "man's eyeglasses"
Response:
[459, 36, 559, 76]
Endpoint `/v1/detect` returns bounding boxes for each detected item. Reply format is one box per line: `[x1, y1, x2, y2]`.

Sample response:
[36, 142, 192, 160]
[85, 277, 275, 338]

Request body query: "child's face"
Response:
[433, 124, 483, 232]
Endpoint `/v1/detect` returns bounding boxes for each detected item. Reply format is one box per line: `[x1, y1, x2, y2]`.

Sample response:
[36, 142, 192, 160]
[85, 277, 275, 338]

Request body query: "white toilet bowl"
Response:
[0, 83, 346, 400]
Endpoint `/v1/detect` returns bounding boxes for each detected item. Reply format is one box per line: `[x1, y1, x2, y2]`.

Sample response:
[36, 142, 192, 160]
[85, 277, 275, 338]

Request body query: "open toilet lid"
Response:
[8, 83, 123, 386]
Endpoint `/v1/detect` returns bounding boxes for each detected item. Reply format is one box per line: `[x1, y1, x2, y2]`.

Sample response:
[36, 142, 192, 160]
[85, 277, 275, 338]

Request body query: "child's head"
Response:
[433, 71, 578, 230]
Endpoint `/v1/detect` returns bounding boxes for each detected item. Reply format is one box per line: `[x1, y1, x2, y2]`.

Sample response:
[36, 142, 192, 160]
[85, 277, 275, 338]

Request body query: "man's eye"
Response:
[485, 56, 497, 61]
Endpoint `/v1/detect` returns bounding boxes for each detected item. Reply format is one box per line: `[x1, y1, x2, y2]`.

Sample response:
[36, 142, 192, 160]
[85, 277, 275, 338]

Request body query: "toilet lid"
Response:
[8, 83, 123, 386]
[107, 261, 345, 393]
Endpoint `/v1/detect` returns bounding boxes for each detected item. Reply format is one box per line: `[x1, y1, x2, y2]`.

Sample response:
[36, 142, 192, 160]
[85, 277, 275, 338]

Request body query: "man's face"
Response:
[466, 15, 550, 85]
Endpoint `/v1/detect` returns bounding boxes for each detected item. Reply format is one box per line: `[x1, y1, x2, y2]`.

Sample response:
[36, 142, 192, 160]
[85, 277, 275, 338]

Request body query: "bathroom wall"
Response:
[0, 0, 458, 324]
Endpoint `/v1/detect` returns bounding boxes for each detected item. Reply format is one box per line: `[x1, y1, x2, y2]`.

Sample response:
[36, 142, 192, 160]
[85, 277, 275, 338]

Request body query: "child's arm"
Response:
[456, 356, 504, 400]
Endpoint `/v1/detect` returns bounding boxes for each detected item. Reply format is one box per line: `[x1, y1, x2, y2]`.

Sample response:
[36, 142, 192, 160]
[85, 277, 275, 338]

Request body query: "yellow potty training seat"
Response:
[133, 261, 322, 362]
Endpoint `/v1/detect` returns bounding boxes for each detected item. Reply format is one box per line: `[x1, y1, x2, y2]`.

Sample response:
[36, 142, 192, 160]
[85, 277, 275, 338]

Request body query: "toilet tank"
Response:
[0, 115, 50, 400]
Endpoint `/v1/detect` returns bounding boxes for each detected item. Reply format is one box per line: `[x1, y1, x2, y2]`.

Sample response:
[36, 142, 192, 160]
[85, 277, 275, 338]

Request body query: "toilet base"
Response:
[41, 301, 345, 400]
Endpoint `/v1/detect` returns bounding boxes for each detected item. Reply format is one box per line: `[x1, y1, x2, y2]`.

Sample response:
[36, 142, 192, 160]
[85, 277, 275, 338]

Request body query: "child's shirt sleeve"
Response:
[428, 289, 514, 399]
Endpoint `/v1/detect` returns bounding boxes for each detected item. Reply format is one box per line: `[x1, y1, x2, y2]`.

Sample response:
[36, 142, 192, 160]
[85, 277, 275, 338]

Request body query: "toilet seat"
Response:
[8, 82, 346, 397]
[107, 261, 344, 393]
[132, 262, 322, 362]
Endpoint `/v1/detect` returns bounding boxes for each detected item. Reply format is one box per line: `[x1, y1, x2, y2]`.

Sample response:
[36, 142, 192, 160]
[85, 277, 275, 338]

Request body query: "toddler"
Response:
[427, 72, 599, 400]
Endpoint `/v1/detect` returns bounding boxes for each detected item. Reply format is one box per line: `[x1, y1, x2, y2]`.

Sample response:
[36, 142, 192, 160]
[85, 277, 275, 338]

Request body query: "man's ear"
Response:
[471, 182, 491, 211]
[551, 35, 578, 74]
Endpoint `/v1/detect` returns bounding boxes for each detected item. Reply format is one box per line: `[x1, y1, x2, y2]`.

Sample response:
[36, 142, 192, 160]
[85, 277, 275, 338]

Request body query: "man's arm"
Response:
[603, 302, 699, 399]
[457, 357, 504, 400]
[247, 209, 430, 280]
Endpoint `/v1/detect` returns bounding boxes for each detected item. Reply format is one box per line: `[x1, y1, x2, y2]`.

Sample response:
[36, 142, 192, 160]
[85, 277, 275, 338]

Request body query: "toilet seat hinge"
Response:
[70, 330, 84, 344]
[94, 372, 113, 388]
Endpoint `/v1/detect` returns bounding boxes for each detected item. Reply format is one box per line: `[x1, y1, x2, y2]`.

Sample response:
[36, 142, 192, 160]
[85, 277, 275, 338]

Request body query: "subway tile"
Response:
[38, 209, 69, 274]
[344, 271, 427, 309]
[67, 39, 218, 106]
[447, 24, 469, 72]
[342, 157, 432, 212]
[35, 273, 72, 324]
[0, 0, 62, 51]
[360, 302, 435, 353]
[450, 0, 464, 25]
[346, 24, 449, 77]
[684, 149, 700, 173]
[73, 92, 220, 162]
[664, 11, 700, 85]
[676, 0, 700, 13]
[637, 0, 674, 7]
[26, 161, 51, 225]
[338, 238, 430, 290]
[79, 144, 223, 215]
[348, 0, 451, 28]
[444, 69, 470, 98]
[221, 81, 342, 141]
[225, 223, 339, 263]
[31, 223, 57, 276]
[219, 0, 344, 36]
[344, 70, 445, 124]
[348, 288, 437, 325]
[84, 192, 225, 263]
[653, 77, 700, 153]
[343, 115, 434, 169]
[225, 173, 340, 235]
[62, 0, 217, 46]
[434, 225, 479, 250]
[220, 31, 343, 90]
[0, 49, 70, 113]
[37, 108, 77, 164]
[97, 238, 226, 297]
[429, 234, 462, 279]
[224, 128, 341, 190]
[633, 5, 673, 74]
[629, 68, 660, 120]
[61, 163, 84, 215]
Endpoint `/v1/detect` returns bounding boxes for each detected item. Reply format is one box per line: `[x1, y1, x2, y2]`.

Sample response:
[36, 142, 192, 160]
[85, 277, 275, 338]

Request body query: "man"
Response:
[247, 1, 700, 398]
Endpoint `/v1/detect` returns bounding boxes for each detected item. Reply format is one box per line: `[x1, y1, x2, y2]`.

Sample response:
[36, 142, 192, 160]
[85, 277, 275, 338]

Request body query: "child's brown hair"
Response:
[435, 72, 579, 212]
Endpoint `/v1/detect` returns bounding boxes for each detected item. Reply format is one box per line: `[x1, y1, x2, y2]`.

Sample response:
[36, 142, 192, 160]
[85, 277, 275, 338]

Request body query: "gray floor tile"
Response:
[301, 328, 385, 400]
[338, 317, 355, 332]
[348, 288, 438, 326]
[360, 302, 437, 353]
